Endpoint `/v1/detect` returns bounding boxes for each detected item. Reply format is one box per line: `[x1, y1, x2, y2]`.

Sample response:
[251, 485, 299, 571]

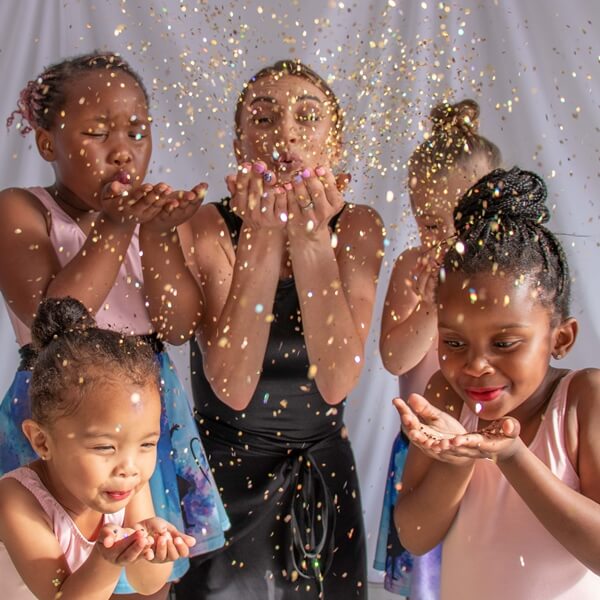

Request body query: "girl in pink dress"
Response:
[0, 297, 195, 600]
[395, 167, 600, 599]
[0, 52, 229, 598]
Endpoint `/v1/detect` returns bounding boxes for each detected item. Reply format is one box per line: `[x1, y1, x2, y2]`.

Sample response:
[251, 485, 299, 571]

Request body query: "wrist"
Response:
[497, 437, 527, 466]
[96, 213, 137, 236]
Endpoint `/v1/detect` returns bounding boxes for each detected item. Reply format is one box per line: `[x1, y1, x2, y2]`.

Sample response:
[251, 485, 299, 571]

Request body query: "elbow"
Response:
[393, 501, 439, 556]
[203, 362, 255, 411]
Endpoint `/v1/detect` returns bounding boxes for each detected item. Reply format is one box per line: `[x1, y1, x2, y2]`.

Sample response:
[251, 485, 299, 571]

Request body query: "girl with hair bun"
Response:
[376, 99, 501, 598]
[0, 52, 228, 598]
[0, 297, 196, 600]
[394, 167, 600, 599]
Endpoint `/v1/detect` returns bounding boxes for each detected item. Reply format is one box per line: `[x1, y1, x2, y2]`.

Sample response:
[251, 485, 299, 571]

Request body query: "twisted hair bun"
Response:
[454, 166, 549, 238]
[444, 166, 571, 319]
[31, 297, 95, 351]
[430, 99, 480, 137]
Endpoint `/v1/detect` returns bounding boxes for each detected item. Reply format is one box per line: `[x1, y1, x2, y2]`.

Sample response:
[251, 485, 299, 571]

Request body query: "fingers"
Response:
[406, 393, 440, 421]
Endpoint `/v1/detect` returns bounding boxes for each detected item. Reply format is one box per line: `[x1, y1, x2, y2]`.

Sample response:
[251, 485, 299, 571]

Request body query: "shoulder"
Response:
[337, 202, 384, 234]
[566, 368, 600, 415]
[392, 246, 422, 275]
[183, 201, 234, 272]
[0, 187, 49, 230]
[0, 473, 49, 530]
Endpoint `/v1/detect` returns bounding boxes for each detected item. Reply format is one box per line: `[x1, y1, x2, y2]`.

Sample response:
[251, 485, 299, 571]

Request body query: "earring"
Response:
[554, 353, 563, 360]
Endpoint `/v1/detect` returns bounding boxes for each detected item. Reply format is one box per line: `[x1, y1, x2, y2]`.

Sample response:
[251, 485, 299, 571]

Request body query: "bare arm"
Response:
[288, 203, 384, 404]
[380, 247, 438, 375]
[191, 203, 286, 410]
[393, 372, 474, 554]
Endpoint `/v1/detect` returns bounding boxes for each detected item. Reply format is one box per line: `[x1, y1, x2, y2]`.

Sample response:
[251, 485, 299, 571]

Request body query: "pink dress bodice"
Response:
[441, 371, 600, 599]
[4, 187, 152, 346]
[0, 467, 125, 599]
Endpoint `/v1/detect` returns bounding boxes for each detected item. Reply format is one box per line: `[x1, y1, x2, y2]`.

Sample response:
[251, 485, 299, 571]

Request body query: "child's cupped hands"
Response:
[408, 253, 440, 306]
[444, 417, 523, 462]
[133, 517, 196, 563]
[100, 181, 206, 228]
[95, 523, 153, 565]
[393, 394, 470, 465]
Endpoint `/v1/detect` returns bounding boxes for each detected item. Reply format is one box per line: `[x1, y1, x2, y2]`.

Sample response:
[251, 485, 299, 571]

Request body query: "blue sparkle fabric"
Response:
[374, 431, 441, 599]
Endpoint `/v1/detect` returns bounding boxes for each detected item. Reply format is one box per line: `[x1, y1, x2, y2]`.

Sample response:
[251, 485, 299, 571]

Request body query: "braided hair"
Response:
[7, 52, 148, 136]
[444, 166, 571, 320]
[29, 297, 158, 425]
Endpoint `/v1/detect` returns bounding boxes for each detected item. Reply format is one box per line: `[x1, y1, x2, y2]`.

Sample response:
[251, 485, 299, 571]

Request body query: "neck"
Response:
[48, 184, 95, 221]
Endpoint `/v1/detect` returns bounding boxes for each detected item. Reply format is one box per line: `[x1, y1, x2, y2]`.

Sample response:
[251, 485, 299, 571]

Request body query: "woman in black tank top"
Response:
[141, 60, 384, 599]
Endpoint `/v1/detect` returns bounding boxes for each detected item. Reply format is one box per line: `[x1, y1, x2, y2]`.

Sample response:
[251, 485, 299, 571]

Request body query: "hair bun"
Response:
[430, 99, 480, 136]
[454, 166, 549, 236]
[31, 297, 95, 350]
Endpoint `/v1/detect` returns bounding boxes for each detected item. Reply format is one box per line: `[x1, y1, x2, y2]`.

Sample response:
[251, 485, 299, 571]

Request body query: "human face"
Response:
[43, 380, 160, 516]
[437, 272, 561, 423]
[44, 70, 152, 211]
[410, 157, 492, 251]
[235, 74, 339, 182]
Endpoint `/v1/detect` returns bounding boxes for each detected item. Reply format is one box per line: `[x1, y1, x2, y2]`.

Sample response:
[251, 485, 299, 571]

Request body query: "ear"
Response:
[551, 317, 578, 360]
[35, 129, 55, 162]
[22, 419, 52, 460]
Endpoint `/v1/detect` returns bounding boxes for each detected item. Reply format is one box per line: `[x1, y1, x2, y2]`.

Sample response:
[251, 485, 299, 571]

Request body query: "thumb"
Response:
[225, 175, 237, 197]
[501, 417, 520, 438]
[335, 172, 351, 192]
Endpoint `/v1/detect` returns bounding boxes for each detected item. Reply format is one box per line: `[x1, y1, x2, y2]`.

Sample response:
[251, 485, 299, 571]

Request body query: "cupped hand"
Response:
[134, 517, 196, 563]
[442, 417, 523, 462]
[142, 183, 207, 233]
[100, 181, 174, 226]
[227, 162, 288, 231]
[393, 394, 470, 465]
[285, 166, 347, 238]
[408, 252, 440, 306]
[95, 524, 152, 565]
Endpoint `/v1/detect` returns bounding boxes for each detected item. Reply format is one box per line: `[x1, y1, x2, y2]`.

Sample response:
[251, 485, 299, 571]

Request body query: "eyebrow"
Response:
[82, 431, 160, 439]
[438, 322, 528, 330]
[249, 94, 323, 106]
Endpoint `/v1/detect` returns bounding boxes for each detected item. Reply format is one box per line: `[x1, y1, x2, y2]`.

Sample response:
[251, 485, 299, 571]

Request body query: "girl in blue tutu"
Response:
[0, 51, 229, 599]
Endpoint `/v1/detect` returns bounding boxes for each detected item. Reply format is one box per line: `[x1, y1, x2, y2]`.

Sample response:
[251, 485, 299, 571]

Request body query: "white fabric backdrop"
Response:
[1, 0, 599, 584]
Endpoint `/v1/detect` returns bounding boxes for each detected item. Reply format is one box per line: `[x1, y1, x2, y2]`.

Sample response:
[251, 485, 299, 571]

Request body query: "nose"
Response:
[115, 453, 139, 478]
[462, 349, 494, 378]
[278, 112, 299, 145]
[107, 133, 133, 167]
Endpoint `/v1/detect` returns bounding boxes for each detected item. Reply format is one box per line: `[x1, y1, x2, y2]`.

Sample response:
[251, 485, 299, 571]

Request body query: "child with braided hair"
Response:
[394, 167, 600, 599]
[375, 99, 501, 599]
[0, 52, 228, 598]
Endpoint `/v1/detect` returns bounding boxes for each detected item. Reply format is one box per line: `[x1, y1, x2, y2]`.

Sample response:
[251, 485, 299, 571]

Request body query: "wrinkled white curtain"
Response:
[1, 0, 599, 584]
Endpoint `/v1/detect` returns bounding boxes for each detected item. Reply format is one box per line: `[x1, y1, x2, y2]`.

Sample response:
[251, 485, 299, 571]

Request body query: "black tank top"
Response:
[190, 199, 346, 447]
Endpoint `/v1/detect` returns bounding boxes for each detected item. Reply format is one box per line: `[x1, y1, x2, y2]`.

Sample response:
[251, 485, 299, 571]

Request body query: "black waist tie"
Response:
[199, 416, 339, 592]
[18, 332, 164, 371]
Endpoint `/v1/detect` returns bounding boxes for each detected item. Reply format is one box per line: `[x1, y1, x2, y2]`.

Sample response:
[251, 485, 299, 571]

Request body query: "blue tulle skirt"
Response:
[374, 431, 441, 599]
[0, 349, 229, 594]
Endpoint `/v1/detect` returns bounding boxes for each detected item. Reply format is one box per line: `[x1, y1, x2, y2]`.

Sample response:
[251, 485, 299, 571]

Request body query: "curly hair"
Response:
[29, 297, 159, 425]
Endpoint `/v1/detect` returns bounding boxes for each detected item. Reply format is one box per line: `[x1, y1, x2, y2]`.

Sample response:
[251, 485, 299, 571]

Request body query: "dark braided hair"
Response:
[29, 297, 159, 425]
[410, 99, 502, 187]
[444, 166, 571, 320]
[7, 52, 148, 136]
[234, 60, 344, 143]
